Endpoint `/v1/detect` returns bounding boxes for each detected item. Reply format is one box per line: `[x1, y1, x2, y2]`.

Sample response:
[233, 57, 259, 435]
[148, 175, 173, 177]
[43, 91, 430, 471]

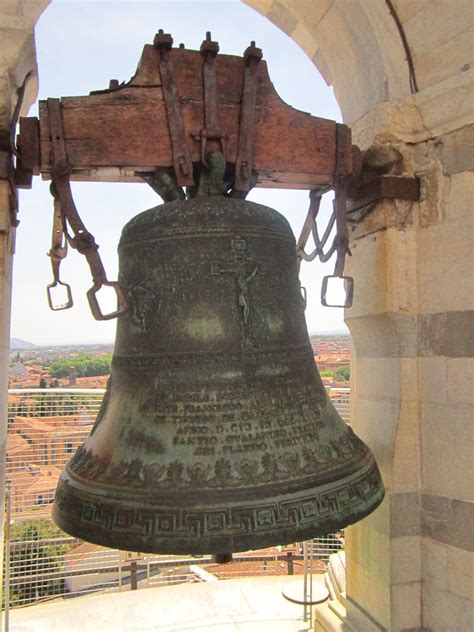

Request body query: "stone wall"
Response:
[344, 119, 473, 632]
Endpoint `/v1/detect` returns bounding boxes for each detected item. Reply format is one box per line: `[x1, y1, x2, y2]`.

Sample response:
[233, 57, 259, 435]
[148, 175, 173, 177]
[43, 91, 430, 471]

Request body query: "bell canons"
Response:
[52, 196, 384, 555]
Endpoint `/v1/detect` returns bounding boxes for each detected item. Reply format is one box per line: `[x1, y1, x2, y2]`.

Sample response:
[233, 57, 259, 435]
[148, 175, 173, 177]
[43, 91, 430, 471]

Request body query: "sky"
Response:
[11, 0, 346, 346]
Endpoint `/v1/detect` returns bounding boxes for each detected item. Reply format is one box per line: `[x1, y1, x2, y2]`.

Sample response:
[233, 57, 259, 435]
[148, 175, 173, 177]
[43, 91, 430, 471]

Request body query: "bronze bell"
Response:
[52, 194, 384, 557]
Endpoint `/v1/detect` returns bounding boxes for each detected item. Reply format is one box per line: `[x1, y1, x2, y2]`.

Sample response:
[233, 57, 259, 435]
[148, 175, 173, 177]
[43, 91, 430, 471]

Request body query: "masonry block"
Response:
[422, 537, 448, 588]
[422, 579, 473, 632]
[418, 357, 447, 403]
[392, 401, 420, 492]
[422, 494, 474, 551]
[395, 0, 431, 24]
[417, 216, 474, 313]
[438, 125, 474, 176]
[390, 492, 421, 538]
[414, 27, 474, 92]
[444, 171, 474, 220]
[243, 0, 273, 15]
[446, 358, 474, 404]
[415, 69, 474, 138]
[391, 536, 421, 585]
[422, 403, 473, 501]
[346, 557, 390, 630]
[288, 0, 331, 29]
[267, 1, 297, 35]
[403, 2, 473, 58]
[447, 544, 474, 601]
[352, 357, 400, 400]
[291, 22, 318, 58]
[351, 395, 400, 482]
[391, 580, 421, 631]
[419, 311, 474, 358]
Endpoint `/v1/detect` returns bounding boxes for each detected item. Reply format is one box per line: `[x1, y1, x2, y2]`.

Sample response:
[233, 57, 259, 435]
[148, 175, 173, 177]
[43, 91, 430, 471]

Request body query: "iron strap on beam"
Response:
[333, 124, 351, 278]
[347, 174, 420, 215]
[202, 36, 219, 134]
[235, 41, 262, 192]
[194, 32, 227, 166]
[47, 98, 128, 320]
[154, 30, 194, 188]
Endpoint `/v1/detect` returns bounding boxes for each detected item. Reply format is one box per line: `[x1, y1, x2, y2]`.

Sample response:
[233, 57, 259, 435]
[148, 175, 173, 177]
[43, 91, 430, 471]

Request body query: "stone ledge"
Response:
[314, 601, 349, 632]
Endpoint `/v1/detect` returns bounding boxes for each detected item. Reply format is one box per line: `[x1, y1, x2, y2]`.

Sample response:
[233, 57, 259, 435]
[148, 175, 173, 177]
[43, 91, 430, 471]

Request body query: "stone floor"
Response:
[9, 576, 322, 631]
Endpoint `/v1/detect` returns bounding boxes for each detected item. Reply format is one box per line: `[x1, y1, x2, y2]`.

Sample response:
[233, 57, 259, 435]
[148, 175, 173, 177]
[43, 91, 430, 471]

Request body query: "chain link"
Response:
[46, 98, 128, 320]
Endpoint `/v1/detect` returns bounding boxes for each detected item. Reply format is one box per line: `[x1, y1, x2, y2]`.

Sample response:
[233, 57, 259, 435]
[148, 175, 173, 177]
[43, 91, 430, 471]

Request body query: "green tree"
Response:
[335, 366, 350, 382]
[33, 393, 50, 417]
[49, 354, 112, 379]
[5, 519, 70, 606]
[16, 398, 28, 416]
[320, 370, 334, 377]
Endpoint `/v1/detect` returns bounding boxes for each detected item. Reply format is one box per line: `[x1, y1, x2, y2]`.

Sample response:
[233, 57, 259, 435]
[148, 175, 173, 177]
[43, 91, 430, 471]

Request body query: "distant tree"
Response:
[58, 393, 79, 415]
[5, 520, 69, 607]
[39, 377, 47, 389]
[16, 398, 28, 416]
[335, 366, 350, 382]
[49, 353, 112, 379]
[320, 370, 334, 377]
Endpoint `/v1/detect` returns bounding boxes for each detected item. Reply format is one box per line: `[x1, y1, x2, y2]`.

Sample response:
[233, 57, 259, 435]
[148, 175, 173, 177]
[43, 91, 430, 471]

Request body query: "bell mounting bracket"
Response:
[9, 28, 420, 311]
[46, 98, 128, 320]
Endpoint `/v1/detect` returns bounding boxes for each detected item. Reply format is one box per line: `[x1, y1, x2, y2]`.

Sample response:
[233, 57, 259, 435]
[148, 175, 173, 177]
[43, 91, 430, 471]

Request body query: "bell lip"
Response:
[52, 457, 385, 556]
[52, 486, 385, 556]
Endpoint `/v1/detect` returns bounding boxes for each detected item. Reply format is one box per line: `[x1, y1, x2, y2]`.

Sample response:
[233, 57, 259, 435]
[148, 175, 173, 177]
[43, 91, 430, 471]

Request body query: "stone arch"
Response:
[244, 0, 412, 123]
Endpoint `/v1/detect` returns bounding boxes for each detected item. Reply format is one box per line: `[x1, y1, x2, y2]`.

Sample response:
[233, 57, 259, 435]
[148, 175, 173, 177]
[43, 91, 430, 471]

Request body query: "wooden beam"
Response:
[27, 43, 343, 189]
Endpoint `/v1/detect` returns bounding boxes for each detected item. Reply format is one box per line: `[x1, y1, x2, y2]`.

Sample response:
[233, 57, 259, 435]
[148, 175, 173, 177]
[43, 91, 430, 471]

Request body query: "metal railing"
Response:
[3, 387, 349, 612]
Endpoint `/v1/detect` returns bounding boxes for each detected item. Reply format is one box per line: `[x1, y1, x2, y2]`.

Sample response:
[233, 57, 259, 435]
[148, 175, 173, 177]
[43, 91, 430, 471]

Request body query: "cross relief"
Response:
[211, 237, 261, 347]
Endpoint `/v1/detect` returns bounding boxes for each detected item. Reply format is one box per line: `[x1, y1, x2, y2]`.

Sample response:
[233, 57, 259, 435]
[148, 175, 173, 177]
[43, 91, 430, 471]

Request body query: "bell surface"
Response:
[53, 196, 384, 555]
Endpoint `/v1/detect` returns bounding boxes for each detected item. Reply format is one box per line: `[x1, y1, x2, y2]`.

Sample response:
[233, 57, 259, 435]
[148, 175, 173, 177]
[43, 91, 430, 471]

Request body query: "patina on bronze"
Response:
[52, 187, 384, 558]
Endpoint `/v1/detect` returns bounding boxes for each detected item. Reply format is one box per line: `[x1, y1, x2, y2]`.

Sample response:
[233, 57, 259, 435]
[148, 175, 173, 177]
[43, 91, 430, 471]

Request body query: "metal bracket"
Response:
[347, 174, 420, 220]
[235, 41, 262, 192]
[0, 150, 19, 227]
[16, 116, 40, 188]
[47, 98, 128, 320]
[0, 151, 15, 188]
[154, 29, 194, 188]
[192, 32, 227, 167]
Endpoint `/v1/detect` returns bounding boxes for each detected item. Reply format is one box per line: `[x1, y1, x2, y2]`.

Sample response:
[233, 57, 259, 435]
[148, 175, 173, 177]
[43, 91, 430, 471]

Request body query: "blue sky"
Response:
[12, 0, 345, 345]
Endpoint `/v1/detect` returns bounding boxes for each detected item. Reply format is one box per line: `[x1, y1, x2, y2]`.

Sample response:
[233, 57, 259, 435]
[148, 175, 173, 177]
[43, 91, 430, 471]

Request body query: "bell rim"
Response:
[52, 455, 384, 556]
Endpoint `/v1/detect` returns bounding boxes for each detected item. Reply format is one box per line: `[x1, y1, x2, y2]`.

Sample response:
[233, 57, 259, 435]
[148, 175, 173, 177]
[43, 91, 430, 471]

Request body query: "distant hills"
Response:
[10, 338, 37, 350]
[309, 330, 349, 337]
[9, 331, 347, 350]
